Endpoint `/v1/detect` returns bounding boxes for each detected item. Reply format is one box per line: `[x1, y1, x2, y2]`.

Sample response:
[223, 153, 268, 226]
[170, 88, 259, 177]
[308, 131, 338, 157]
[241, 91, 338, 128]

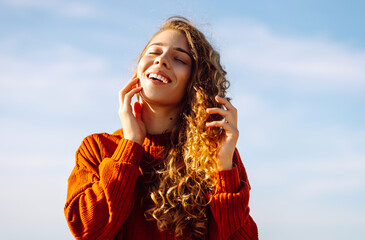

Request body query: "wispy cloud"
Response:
[0, 0, 99, 18]
[258, 156, 365, 191]
[221, 19, 365, 202]
[60, 2, 99, 18]
[231, 90, 365, 198]
[1, 11, 364, 239]
[215, 18, 365, 92]
[0, 43, 115, 115]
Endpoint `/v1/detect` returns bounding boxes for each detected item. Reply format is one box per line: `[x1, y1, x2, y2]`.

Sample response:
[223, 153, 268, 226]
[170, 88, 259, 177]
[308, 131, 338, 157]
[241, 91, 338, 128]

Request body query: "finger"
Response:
[119, 86, 142, 111]
[215, 96, 237, 113]
[206, 107, 230, 120]
[130, 73, 137, 81]
[215, 96, 238, 126]
[119, 78, 140, 105]
[206, 120, 237, 135]
[124, 86, 143, 106]
[207, 106, 237, 126]
[206, 108, 235, 126]
[120, 77, 139, 96]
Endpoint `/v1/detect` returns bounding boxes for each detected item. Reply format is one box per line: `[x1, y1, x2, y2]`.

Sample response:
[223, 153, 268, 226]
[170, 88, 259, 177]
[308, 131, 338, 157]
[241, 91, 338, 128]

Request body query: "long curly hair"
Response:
[138, 16, 230, 239]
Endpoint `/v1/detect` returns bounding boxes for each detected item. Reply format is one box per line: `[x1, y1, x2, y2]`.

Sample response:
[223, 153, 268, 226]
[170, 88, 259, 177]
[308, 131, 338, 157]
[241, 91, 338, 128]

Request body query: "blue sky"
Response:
[0, 0, 364, 239]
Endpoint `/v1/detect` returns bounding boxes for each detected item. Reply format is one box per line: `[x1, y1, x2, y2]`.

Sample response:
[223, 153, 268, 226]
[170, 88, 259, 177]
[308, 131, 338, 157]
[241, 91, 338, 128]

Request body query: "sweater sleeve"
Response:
[64, 134, 144, 240]
[208, 149, 259, 240]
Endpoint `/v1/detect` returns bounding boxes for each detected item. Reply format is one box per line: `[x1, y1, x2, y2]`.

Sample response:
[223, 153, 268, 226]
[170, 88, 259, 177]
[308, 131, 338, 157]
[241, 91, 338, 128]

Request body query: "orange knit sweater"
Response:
[65, 130, 258, 240]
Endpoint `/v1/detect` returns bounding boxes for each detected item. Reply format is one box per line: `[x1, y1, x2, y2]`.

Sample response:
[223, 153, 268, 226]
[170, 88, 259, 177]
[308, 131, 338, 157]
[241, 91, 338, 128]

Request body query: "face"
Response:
[137, 29, 192, 107]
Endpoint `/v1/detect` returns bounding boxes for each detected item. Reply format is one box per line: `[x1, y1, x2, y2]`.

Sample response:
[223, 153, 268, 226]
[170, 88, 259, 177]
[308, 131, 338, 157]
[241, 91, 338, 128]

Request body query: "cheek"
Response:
[136, 60, 145, 77]
[136, 56, 151, 77]
[175, 62, 191, 79]
[181, 66, 192, 84]
[176, 67, 191, 95]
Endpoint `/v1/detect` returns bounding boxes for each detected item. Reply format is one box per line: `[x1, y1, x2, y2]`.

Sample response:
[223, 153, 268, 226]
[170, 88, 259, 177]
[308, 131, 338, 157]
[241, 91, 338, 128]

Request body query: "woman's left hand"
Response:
[206, 96, 239, 171]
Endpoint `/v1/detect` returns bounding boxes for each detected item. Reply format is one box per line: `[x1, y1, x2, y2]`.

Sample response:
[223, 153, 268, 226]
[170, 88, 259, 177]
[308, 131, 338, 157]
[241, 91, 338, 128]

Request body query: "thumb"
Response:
[133, 101, 142, 120]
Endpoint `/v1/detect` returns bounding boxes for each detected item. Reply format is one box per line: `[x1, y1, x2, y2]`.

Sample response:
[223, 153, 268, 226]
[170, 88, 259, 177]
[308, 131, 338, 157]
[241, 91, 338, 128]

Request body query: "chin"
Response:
[140, 90, 164, 104]
[142, 92, 181, 107]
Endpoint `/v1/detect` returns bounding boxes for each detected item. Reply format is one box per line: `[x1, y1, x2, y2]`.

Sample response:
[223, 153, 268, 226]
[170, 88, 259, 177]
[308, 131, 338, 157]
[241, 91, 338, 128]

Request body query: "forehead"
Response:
[149, 30, 189, 50]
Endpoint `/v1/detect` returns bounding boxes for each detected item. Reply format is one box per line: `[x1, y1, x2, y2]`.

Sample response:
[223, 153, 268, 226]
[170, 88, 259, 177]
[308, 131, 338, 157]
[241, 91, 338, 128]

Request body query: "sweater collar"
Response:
[143, 131, 171, 147]
[113, 128, 172, 147]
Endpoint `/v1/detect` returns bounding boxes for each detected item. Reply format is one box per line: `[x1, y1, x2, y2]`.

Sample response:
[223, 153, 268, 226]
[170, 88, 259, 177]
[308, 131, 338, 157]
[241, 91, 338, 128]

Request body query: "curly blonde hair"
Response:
[138, 16, 230, 239]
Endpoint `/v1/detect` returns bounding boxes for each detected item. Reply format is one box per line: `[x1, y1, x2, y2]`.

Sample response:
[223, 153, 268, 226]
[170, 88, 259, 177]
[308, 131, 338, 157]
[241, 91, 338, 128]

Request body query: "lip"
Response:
[146, 70, 172, 84]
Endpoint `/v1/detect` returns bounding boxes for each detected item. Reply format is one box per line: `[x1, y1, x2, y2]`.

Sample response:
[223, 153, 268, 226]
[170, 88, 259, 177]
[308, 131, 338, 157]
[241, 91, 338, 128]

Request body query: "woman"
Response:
[65, 16, 258, 240]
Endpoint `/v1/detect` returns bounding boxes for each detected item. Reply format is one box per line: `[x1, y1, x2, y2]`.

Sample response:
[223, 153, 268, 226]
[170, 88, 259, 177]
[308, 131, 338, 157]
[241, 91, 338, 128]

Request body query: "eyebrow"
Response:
[148, 42, 192, 59]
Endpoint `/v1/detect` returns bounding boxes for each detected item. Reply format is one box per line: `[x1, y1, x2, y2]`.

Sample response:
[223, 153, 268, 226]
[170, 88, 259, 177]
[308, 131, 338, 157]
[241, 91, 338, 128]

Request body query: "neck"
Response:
[141, 101, 180, 135]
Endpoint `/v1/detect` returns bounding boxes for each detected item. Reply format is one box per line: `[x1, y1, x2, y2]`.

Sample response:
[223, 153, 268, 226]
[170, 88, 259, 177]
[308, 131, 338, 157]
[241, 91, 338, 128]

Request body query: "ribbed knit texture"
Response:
[65, 130, 258, 240]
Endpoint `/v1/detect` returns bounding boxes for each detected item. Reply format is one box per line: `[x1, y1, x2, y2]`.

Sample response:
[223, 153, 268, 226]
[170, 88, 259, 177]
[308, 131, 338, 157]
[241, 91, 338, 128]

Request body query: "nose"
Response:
[153, 55, 170, 69]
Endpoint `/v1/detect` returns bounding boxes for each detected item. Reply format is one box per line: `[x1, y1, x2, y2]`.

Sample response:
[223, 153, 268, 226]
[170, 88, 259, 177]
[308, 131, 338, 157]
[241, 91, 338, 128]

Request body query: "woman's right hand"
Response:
[118, 76, 146, 145]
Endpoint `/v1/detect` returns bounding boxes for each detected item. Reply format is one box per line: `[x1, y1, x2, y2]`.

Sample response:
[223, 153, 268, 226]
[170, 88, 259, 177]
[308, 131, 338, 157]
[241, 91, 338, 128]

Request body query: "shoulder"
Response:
[80, 131, 119, 149]
[76, 130, 123, 165]
[112, 128, 124, 137]
[82, 128, 123, 145]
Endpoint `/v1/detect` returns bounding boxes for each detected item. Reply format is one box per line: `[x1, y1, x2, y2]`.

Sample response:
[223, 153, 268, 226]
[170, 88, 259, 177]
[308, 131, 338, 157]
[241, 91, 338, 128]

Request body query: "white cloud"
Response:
[292, 156, 365, 196]
[300, 175, 364, 196]
[1, 13, 364, 240]
[58, 2, 99, 18]
[251, 155, 365, 197]
[230, 90, 365, 198]
[1, 0, 58, 7]
[232, 91, 306, 150]
[1, 0, 99, 18]
[0, 44, 119, 115]
[215, 18, 365, 91]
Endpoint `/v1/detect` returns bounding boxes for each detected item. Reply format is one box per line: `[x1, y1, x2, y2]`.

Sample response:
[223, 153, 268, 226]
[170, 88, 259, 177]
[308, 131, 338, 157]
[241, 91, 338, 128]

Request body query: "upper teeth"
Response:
[149, 73, 169, 83]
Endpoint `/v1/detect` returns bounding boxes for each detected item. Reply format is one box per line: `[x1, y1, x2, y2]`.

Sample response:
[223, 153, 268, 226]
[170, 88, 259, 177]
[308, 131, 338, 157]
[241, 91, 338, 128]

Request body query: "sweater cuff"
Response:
[216, 164, 241, 193]
[111, 138, 144, 167]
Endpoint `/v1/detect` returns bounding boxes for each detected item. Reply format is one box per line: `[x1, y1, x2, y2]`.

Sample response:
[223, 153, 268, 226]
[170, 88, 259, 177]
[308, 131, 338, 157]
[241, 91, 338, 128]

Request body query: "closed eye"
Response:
[174, 57, 186, 64]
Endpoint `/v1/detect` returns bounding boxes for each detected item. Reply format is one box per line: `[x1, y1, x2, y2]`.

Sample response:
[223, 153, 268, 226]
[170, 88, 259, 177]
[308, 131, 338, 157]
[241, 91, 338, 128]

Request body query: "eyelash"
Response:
[148, 52, 186, 64]
[174, 57, 186, 64]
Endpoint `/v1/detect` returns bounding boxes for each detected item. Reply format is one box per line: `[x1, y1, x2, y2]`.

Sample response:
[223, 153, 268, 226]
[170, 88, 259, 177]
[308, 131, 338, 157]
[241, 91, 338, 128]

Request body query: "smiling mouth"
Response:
[147, 73, 171, 84]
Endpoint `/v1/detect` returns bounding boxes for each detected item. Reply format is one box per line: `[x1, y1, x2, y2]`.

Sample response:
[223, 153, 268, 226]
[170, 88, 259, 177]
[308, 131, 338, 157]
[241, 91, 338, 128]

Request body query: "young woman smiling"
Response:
[65, 16, 258, 240]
